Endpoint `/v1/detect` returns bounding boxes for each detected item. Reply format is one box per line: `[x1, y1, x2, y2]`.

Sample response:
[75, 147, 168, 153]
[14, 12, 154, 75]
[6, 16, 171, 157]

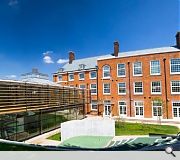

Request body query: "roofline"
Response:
[97, 49, 180, 61]
[53, 68, 97, 74]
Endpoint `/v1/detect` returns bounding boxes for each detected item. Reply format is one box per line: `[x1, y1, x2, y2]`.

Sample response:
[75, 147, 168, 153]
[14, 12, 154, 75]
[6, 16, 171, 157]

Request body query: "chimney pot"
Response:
[114, 41, 119, 57]
[176, 32, 180, 48]
[69, 51, 75, 64]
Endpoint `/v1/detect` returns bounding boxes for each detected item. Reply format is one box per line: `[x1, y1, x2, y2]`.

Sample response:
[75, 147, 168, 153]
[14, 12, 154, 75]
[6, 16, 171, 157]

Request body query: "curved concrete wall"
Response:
[61, 117, 115, 141]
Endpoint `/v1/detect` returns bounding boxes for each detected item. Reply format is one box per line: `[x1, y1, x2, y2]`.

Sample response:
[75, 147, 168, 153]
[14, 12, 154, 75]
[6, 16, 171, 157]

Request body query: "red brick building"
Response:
[53, 32, 180, 121]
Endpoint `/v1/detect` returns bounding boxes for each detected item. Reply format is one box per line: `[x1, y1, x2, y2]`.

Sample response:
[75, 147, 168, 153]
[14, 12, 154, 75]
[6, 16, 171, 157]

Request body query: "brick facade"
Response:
[97, 51, 180, 119]
[53, 32, 180, 121]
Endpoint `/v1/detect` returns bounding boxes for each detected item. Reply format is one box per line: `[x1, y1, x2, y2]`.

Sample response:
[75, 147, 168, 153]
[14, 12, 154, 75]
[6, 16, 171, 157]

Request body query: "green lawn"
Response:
[47, 133, 61, 141]
[115, 122, 179, 135]
[47, 122, 179, 141]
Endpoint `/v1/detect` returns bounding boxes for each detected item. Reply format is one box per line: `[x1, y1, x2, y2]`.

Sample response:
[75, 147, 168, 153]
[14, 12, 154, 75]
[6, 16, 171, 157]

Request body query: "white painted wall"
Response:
[61, 117, 115, 141]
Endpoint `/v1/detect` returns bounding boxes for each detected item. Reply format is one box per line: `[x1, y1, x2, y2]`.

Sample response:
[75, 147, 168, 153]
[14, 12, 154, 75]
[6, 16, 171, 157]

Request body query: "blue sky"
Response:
[0, 0, 179, 80]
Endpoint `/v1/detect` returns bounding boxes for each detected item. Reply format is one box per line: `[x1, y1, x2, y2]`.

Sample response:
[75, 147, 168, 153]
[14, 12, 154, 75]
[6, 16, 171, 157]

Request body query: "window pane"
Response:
[152, 81, 161, 93]
[69, 74, 74, 80]
[79, 85, 85, 89]
[118, 64, 125, 76]
[134, 62, 142, 75]
[134, 82, 143, 94]
[118, 82, 126, 94]
[103, 83, 110, 93]
[90, 71, 96, 79]
[140, 107, 143, 115]
[134, 101, 144, 116]
[119, 101, 126, 115]
[151, 60, 160, 75]
[172, 102, 180, 118]
[90, 84, 97, 94]
[171, 58, 180, 73]
[171, 81, 180, 93]
[79, 73, 85, 79]
[58, 75, 62, 81]
[152, 101, 162, 117]
[91, 100, 98, 110]
[103, 65, 110, 78]
[173, 108, 177, 117]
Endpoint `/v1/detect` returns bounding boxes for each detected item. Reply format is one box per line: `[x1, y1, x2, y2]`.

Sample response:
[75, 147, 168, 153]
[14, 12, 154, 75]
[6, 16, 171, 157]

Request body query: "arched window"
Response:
[103, 65, 110, 78]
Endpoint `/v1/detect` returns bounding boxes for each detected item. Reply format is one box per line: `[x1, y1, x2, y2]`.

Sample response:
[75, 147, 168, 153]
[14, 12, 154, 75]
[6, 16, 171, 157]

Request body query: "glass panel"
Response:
[118, 64, 125, 76]
[134, 62, 142, 75]
[103, 65, 110, 77]
[151, 60, 160, 74]
[171, 58, 180, 73]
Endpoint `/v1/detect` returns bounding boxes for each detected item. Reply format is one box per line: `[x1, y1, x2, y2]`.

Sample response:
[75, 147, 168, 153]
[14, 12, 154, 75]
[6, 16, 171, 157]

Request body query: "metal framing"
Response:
[0, 80, 89, 141]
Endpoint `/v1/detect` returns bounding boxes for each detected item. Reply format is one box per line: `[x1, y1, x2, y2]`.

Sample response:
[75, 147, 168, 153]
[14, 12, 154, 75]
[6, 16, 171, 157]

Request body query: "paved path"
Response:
[25, 128, 61, 146]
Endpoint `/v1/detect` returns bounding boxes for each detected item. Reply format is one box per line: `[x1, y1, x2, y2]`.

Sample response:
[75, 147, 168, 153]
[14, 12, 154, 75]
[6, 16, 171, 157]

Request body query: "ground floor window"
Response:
[134, 101, 144, 117]
[152, 101, 162, 117]
[91, 100, 98, 110]
[173, 102, 180, 118]
[119, 101, 127, 116]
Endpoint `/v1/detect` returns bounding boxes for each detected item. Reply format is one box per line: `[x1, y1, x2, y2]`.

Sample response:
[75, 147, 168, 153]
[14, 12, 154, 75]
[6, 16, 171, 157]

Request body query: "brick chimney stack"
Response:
[69, 51, 75, 64]
[176, 32, 180, 48]
[114, 41, 119, 57]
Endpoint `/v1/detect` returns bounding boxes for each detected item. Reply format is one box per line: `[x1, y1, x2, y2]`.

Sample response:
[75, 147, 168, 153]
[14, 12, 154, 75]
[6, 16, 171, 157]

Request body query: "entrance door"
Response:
[104, 100, 111, 116]
[104, 105, 111, 116]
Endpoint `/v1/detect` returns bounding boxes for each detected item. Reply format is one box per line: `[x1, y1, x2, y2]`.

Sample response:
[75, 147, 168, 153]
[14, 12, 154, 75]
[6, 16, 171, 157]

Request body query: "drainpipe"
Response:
[128, 62, 132, 117]
[96, 66, 99, 115]
[86, 83, 89, 115]
[163, 58, 168, 119]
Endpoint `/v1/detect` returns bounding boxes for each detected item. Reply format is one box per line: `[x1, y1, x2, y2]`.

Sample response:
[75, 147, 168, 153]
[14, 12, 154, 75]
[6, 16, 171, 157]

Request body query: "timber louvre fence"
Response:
[0, 80, 90, 141]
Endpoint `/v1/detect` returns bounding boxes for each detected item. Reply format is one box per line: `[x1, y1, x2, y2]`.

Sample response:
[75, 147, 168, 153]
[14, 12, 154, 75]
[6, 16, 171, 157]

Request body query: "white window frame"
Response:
[118, 101, 127, 117]
[134, 82, 143, 95]
[118, 82, 126, 95]
[103, 65, 111, 79]
[90, 84, 97, 95]
[79, 84, 86, 89]
[134, 101, 144, 118]
[91, 100, 98, 111]
[150, 60, 161, 75]
[90, 71, 97, 79]
[170, 58, 180, 75]
[117, 63, 126, 77]
[172, 101, 180, 119]
[171, 81, 180, 94]
[133, 62, 142, 76]
[151, 81, 162, 94]
[103, 83, 111, 95]
[68, 73, 74, 81]
[152, 101, 162, 118]
[79, 72, 85, 80]
[103, 100, 111, 117]
[58, 75, 62, 81]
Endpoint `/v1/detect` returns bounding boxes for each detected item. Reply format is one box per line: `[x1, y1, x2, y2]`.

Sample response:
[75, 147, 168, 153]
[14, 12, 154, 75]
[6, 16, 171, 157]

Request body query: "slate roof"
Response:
[57, 46, 180, 73]
[98, 46, 180, 60]
[60, 54, 111, 72]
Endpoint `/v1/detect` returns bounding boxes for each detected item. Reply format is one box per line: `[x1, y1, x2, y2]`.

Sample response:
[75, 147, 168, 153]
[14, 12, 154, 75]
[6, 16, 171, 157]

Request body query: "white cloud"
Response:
[43, 56, 54, 64]
[43, 51, 54, 64]
[57, 58, 69, 64]
[6, 75, 17, 79]
[43, 51, 53, 56]
[8, 0, 18, 6]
